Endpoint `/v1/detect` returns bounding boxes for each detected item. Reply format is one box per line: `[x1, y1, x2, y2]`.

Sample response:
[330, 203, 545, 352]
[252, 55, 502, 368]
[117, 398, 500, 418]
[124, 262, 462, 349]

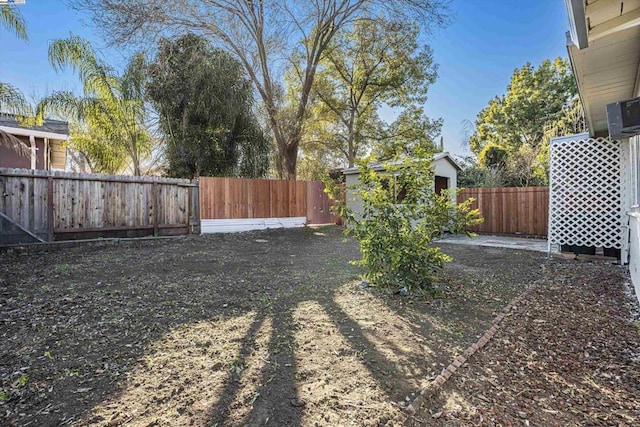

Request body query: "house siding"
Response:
[628, 135, 640, 304]
[0, 135, 48, 170]
[433, 158, 458, 205]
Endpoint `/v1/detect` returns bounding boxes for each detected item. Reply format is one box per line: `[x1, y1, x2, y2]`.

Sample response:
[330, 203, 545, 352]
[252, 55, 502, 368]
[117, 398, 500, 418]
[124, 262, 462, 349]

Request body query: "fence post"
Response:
[152, 182, 159, 237]
[190, 180, 201, 234]
[47, 176, 54, 242]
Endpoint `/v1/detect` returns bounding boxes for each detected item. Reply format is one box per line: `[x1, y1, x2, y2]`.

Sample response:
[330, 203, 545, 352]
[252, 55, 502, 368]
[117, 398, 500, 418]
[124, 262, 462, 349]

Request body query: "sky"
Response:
[0, 0, 571, 158]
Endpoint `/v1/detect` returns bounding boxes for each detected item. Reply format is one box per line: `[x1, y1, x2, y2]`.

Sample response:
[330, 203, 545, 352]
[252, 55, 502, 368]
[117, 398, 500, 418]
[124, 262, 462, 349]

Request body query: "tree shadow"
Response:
[1, 228, 533, 426]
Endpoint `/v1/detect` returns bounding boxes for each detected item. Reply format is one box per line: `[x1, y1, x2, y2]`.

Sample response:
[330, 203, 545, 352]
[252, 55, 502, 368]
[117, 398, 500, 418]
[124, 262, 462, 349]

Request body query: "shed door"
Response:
[435, 176, 449, 196]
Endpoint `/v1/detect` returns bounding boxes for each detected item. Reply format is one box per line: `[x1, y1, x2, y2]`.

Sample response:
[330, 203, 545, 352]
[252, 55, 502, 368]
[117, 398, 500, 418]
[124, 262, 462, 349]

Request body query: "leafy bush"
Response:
[326, 156, 482, 294]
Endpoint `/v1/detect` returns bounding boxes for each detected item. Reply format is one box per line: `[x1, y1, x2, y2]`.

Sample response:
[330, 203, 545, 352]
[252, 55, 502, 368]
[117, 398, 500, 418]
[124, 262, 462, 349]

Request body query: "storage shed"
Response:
[342, 152, 461, 219]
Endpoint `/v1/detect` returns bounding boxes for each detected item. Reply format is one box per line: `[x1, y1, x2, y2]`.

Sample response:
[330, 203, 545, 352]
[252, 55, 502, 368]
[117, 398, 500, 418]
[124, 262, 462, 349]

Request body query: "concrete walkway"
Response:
[436, 234, 548, 253]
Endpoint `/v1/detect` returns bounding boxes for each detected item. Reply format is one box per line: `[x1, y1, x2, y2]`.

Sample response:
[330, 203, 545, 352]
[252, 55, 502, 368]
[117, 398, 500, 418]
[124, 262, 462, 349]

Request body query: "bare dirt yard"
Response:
[1, 227, 638, 426]
[408, 259, 640, 426]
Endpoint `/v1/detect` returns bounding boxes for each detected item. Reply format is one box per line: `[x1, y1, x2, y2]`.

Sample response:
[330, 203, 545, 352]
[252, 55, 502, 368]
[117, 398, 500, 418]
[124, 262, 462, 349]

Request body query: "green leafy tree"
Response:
[466, 58, 581, 187]
[470, 58, 577, 159]
[326, 153, 482, 294]
[147, 34, 269, 179]
[457, 156, 504, 188]
[37, 36, 152, 175]
[70, 0, 449, 179]
[307, 19, 439, 168]
[374, 106, 442, 161]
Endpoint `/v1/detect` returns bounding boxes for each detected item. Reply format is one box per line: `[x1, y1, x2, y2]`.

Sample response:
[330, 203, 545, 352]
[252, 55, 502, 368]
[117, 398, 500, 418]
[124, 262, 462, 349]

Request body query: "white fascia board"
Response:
[565, 0, 589, 49]
[566, 42, 596, 136]
[0, 125, 70, 141]
[433, 152, 463, 171]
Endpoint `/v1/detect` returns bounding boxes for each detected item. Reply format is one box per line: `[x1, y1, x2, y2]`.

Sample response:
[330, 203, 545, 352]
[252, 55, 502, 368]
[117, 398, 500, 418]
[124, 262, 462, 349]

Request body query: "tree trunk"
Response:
[282, 139, 299, 180]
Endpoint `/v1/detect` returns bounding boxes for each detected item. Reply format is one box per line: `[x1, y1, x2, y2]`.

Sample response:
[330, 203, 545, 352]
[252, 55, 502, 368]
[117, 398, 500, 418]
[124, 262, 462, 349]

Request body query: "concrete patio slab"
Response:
[436, 234, 547, 253]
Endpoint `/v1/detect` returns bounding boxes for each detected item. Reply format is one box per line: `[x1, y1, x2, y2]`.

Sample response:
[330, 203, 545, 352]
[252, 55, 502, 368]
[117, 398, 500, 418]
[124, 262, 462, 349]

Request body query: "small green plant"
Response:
[325, 153, 482, 294]
[16, 374, 28, 388]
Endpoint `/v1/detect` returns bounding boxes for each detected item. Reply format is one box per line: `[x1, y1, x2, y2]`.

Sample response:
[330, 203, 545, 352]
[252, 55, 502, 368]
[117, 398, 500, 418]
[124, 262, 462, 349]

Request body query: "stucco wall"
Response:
[628, 212, 640, 303]
[433, 157, 458, 205]
[628, 135, 640, 304]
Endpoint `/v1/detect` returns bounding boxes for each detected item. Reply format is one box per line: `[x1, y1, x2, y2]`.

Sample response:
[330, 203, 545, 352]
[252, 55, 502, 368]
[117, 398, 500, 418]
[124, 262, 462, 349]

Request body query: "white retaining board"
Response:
[201, 217, 307, 234]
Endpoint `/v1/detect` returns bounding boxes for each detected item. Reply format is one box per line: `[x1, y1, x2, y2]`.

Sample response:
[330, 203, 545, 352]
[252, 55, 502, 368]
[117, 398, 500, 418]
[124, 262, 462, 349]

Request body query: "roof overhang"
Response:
[0, 125, 70, 141]
[342, 152, 462, 175]
[565, 0, 640, 137]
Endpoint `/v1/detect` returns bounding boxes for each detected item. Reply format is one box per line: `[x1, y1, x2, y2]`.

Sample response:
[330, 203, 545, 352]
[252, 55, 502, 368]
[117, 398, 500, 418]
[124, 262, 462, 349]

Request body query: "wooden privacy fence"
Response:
[0, 168, 199, 244]
[199, 177, 340, 224]
[458, 186, 549, 237]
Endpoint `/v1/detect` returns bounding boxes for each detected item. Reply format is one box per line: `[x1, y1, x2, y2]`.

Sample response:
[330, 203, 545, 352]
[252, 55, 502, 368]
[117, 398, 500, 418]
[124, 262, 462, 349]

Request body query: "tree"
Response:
[0, 85, 31, 157]
[470, 58, 577, 159]
[0, 4, 27, 41]
[37, 36, 152, 175]
[307, 19, 438, 167]
[464, 58, 582, 187]
[373, 105, 442, 161]
[70, 0, 449, 179]
[0, 4, 30, 156]
[325, 153, 481, 294]
[147, 34, 269, 179]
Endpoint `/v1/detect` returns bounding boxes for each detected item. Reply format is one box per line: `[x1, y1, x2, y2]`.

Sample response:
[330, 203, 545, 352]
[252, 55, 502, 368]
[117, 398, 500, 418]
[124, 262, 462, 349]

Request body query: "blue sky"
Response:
[0, 0, 570, 157]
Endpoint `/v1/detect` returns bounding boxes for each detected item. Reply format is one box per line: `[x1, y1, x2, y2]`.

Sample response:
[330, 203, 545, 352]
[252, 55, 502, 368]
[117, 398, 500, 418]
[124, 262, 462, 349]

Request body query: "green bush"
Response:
[326, 156, 482, 294]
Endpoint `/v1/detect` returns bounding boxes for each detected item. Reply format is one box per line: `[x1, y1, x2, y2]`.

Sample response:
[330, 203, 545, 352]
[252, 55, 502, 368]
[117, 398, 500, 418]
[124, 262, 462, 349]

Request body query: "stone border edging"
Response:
[403, 283, 539, 417]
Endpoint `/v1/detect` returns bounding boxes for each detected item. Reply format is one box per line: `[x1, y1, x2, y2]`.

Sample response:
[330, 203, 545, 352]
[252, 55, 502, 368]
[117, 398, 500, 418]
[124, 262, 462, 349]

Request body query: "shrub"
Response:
[326, 156, 482, 294]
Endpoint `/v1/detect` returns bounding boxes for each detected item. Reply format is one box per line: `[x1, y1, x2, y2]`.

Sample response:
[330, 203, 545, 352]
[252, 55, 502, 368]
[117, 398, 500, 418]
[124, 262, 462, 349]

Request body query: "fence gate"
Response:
[548, 134, 631, 262]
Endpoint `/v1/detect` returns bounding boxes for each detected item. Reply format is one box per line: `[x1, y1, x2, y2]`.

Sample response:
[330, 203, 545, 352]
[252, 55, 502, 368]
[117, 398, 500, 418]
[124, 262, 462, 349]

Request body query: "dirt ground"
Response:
[408, 259, 640, 426]
[0, 226, 636, 426]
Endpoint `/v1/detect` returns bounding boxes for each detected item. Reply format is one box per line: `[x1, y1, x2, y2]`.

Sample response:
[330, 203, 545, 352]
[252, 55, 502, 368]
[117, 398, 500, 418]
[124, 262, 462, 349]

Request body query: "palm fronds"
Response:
[0, 5, 28, 41]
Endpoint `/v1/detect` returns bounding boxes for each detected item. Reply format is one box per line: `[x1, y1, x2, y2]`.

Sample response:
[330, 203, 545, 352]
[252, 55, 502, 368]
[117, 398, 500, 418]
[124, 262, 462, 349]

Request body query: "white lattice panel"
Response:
[549, 136, 625, 250]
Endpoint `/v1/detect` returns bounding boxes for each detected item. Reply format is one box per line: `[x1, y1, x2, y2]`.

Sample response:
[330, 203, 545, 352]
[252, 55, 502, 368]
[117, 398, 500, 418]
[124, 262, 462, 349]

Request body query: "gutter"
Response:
[566, 31, 595, 137]
[564, 0, 588, 49]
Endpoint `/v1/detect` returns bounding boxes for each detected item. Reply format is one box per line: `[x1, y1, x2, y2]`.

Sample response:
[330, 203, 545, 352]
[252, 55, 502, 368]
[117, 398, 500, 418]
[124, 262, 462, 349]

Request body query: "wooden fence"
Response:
[199, 177, 340, 224]
[0, 168, 199, 244]
[457, 186, 549, 237]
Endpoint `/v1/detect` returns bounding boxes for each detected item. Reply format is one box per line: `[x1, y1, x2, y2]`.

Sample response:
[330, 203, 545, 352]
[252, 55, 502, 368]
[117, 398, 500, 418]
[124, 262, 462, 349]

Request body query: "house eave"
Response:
[0, 125, 70, 141]
[564, 0, 589, 49]
[564, 0, 640, 137]
[566, 37, 596, 136]
[342, 152, 462, 175]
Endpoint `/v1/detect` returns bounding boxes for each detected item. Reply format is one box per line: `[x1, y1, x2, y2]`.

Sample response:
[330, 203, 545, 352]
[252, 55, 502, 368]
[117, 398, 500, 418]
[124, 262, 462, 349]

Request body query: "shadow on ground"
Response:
[0, 227, 547, 426]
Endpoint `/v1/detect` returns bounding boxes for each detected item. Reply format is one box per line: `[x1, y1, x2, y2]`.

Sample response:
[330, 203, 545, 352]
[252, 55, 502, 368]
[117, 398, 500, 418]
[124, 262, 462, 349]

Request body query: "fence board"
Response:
[199, 176, 340, 224]
[458, 186, 549, 237]
[0, 168, 197, 244]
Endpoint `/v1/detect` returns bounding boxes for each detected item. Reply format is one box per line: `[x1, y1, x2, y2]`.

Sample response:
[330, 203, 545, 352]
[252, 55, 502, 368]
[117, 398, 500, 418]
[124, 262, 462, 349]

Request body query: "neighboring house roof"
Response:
[0, 114, 70, 140]
[342, 152, 462, 175]
[564, 0, 640, 136]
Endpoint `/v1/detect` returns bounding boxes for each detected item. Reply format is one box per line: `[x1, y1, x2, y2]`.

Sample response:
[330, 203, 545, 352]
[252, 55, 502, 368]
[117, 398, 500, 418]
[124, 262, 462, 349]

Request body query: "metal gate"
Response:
[548, 134, 631, 262]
